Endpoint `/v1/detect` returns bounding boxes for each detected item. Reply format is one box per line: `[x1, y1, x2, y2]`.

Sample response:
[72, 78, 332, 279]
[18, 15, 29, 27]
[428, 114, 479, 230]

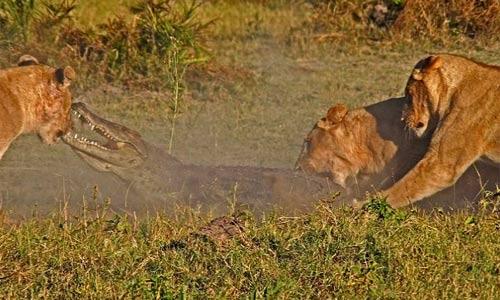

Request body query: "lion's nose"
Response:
[56, 130, 64, 138]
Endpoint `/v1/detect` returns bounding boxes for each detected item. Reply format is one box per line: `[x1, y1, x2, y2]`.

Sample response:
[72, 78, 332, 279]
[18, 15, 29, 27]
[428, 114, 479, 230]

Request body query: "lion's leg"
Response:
[383, 115, 487, 208]
[0, 109, 24, 161]
[383, 152, 480, 207]
[0, 134, 17, 161]
[0, 143, 10, 160]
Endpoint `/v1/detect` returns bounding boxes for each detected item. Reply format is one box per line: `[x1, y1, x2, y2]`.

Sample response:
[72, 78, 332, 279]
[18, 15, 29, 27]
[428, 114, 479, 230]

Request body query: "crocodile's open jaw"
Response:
[62, 102, 148, 172]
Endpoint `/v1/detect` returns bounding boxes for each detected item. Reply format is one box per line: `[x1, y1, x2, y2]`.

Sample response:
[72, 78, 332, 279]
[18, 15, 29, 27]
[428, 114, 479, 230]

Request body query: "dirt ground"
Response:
[0, 19, 499, 219]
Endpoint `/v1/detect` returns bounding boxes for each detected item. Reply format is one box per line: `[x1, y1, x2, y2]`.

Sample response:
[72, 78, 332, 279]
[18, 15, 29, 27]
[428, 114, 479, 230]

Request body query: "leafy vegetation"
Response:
[0, 0, 209, 89]
[66, 0, 209, 85]
[0, 0, 75, 44]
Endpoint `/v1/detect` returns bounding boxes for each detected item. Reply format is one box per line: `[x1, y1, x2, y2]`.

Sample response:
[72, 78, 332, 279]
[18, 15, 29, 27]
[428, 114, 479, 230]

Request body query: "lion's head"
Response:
[295, 103, 393, 187]
[15, 56, 75, 145]
[37, 66, 75, 145]
[402, 55, 446, 137]
[296, 104, 352, 186]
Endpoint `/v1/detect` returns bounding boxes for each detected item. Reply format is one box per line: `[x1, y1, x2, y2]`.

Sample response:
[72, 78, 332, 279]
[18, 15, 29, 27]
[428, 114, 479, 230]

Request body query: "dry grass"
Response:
[298, 0, 499, 47]
[393, 0, 500, 44]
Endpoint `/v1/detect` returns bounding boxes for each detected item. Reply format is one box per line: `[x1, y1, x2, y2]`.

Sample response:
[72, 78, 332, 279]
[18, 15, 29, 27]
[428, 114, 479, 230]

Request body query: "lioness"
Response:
[296, 98, 429, 190]
[0, 58, 75, 159]
[382, 54, 499, 207]
[296, 97, 499, 208]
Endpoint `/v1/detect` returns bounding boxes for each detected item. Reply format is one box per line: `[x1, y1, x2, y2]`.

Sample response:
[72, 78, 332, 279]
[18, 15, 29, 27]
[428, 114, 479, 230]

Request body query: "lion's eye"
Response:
[416, 122, 425, 129]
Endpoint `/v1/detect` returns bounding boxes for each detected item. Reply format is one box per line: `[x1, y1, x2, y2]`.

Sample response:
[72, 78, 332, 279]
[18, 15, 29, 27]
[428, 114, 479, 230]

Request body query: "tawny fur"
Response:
[0, 62, 75, 160]
[384, 54, 500, 207]
[295, 98, 422, 189]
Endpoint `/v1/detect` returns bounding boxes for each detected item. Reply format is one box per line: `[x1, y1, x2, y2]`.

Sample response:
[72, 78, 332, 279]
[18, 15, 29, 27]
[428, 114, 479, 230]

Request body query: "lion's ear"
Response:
[412, 56, 443, 80]
[317, 104, 348, 130]
[55, 66, 76, 87]
[427, 56, 443, 70]
[326, 104, 348, 124]
[17, 54, 39, 66]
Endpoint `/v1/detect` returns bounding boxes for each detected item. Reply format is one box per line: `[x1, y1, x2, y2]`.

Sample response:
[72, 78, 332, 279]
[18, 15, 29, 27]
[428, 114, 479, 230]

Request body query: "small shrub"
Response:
[363, 196, 408, 222]
[0, 0, 38, 42]
[61, 0, 210, 88]
[0, 0, 76, 43]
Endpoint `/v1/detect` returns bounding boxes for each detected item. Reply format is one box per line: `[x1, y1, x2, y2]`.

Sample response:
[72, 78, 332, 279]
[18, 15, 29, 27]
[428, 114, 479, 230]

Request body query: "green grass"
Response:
[72, 0, 137, 26]
[0, 199, 499, 298]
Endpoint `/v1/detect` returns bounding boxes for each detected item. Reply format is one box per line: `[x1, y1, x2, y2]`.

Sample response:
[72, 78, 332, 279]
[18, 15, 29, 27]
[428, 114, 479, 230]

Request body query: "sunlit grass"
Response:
[72, 0, 137, 27]
[0, 198, 498, 298]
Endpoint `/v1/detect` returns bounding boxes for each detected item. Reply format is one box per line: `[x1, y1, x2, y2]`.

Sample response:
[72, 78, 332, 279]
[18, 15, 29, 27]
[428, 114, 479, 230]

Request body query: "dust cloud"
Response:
[0, 42, 498, 220]
[0, 133, 340, 220]
[0, 128, 498, 221]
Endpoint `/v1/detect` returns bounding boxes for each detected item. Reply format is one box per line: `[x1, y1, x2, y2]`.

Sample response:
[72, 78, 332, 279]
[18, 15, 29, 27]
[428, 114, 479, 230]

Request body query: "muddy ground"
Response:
[0, 30, 499, 219]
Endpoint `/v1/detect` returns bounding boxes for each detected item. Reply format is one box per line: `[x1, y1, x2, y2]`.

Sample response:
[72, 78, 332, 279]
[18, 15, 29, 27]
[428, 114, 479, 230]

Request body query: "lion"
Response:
[295, 96, 499, 209]
[295, 97, 430, 191]
[0, 57, 75, 160]
[381, 54, 500, 207]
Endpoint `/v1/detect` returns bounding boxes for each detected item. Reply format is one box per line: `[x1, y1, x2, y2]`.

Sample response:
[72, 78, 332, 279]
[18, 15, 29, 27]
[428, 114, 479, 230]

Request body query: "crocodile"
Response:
[61, 102, 499, 215]
[61, 102, 342, 217]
